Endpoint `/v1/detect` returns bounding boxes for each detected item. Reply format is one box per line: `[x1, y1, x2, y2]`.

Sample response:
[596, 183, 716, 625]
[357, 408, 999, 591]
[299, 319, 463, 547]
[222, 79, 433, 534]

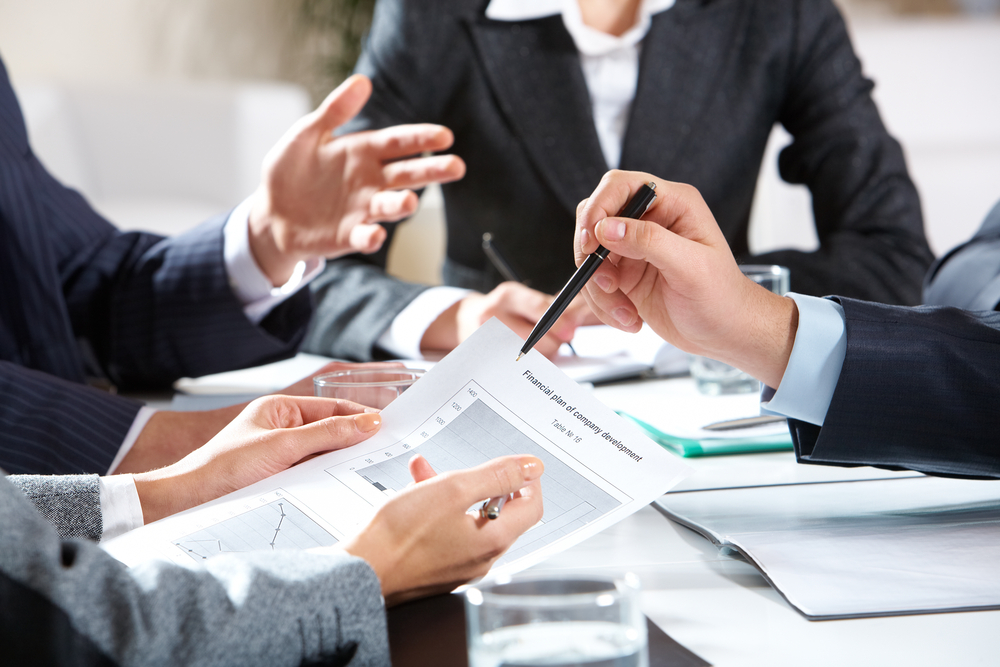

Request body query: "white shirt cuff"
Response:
[106, 406, 158, 475]
[761, 293, 847, 427]
[98, 474, 144, 542]
[376, 286, 472, 359]
[222, 197, 326, 325]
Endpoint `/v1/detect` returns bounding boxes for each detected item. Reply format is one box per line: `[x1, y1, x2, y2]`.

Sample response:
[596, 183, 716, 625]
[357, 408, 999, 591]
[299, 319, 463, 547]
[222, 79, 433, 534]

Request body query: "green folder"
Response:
[617, 411, 793, 457]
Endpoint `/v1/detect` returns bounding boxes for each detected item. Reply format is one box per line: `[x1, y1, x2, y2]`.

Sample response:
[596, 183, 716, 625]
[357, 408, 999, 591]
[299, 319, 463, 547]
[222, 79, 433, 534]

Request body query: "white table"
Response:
[518, 376, 1000, 665]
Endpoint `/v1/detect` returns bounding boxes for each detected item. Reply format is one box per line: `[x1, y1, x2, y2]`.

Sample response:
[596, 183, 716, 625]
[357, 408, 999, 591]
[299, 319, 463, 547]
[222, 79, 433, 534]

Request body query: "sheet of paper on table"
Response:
[656, 476, 1000, 619]
[106, 319, 691, 578]
[598, 378, 793, 456]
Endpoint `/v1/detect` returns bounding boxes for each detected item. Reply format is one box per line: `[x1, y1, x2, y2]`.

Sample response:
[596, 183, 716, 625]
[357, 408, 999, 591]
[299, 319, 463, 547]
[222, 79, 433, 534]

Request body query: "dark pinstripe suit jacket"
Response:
[788, 297, 1000, 479]
[0, 56, 312, 475]
[302, 0, 934, 361]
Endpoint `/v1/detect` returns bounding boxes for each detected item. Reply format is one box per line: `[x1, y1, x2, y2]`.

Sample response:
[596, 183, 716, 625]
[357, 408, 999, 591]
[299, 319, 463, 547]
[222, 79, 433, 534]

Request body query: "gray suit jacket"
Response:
[303, 0, 933, 361]
[0, 473, 390, 666]
[924, 198, 1000, 311]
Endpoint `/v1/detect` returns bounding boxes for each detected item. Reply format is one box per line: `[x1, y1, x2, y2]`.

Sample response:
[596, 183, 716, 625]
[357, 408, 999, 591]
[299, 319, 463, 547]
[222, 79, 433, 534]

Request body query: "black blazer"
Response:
[0, 55, 312, 474]
[789, 297, 1000, 479]
[303, 0, 934, 360]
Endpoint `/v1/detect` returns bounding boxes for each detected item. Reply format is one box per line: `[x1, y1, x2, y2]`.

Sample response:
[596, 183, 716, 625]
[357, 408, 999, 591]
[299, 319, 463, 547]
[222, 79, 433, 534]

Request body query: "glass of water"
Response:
[465, 574, 648, 667]
[689, 264, 791, 395]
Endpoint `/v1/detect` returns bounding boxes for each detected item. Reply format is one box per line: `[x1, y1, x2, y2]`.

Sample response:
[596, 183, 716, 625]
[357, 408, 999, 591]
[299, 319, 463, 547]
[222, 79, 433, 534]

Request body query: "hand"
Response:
[343, 454, 544, 606]
[248, 74, 466, 285]
[132, 395, 381, 524]
[113, 361, 405, 475]
[420, 282, 588, 357]
[575, 170, 798, 388]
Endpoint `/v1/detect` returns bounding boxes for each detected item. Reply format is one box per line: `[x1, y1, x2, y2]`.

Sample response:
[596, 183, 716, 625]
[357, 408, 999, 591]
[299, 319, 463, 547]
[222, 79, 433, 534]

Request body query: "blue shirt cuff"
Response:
[761, 293, 847, 426]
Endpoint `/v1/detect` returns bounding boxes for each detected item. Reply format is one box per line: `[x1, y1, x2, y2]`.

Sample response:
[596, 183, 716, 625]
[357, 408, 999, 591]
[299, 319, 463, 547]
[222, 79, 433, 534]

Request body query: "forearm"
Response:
[706, 286, 799, 390]
[0, 478, 388, 666]
[113, 404, 245, 475]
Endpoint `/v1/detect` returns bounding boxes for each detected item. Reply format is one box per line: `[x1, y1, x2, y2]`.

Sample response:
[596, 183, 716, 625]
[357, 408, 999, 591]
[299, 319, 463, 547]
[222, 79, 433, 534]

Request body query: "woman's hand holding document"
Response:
[341, 453, 543, 606]
[105, 319, 689, 592]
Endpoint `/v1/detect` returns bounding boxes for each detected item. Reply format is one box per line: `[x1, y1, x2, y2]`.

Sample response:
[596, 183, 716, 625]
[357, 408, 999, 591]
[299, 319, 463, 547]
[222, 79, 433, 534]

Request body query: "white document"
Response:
[656, 476, 1000, 619]
[106, 319, 690, 577]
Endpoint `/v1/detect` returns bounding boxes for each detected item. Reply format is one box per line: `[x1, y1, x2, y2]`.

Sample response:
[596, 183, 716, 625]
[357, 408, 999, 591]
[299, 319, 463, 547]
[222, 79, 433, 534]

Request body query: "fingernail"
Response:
[364, 407, 381, 414]
[580, 228, 591, 247]
[612, 307, 634, 326]
[354, 412, 382, 432]
[601, 219, 626, 241]
[519, 456, 544, 481]
[594, 274, 612, 292]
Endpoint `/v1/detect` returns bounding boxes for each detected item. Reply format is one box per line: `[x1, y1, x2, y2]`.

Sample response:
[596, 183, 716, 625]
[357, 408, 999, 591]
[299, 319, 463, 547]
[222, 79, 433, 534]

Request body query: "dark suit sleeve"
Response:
[788, 297, 1000, 479]
[753, 0, 933, 306]
[0, 477, 390, 666]
[59, 211, 313, 389]
[0, 362, 141, 475]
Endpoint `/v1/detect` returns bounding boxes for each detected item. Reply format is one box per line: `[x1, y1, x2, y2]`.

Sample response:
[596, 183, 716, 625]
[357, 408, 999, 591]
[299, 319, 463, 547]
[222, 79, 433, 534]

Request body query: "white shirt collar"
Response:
[486, 0, 675, 55]
[486, 0, 675, 24]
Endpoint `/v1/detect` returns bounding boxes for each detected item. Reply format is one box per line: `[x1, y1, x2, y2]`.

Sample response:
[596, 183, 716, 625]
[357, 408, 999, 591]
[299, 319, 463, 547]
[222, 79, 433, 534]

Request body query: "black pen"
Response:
[516, 182, 657, 361]
[483, 232, 579, 356]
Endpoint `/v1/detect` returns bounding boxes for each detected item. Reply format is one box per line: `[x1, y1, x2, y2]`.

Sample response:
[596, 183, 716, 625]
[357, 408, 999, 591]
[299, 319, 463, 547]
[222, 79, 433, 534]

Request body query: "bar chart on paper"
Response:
[327, 381, 628, 565]
[172, 490, 338, 561]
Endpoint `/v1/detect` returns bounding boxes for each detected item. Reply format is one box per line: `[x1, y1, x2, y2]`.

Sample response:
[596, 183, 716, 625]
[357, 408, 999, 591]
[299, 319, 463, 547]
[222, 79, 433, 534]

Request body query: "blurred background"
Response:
[0, 0, 997, 284]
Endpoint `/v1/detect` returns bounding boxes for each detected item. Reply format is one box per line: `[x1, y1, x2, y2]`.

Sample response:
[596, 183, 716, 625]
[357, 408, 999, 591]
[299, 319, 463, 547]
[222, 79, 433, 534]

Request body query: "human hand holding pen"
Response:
[575, 170, 797, 389]
[342, 454, 544, 606]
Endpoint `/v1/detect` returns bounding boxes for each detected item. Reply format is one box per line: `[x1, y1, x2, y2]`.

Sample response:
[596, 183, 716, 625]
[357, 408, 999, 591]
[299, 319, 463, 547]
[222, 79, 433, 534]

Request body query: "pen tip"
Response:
[515, 352, 524, 362]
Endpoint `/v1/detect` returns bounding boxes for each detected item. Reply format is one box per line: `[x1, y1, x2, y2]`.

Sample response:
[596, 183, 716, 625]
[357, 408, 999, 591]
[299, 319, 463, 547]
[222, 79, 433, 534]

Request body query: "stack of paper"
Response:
[655, 476, 1000, 619]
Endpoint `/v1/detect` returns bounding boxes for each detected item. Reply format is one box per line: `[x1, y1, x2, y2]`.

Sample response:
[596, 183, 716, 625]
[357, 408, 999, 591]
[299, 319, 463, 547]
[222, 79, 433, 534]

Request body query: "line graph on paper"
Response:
[327, 381, 629, 565]
[173, 490, 337, 561]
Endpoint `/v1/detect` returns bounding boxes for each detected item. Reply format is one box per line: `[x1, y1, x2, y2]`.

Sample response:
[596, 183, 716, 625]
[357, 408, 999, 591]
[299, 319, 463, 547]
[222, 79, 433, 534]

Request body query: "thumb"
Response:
[283, 412, 383, 461]
[595, 216, 701, 278]
[311, 74, 373, 134]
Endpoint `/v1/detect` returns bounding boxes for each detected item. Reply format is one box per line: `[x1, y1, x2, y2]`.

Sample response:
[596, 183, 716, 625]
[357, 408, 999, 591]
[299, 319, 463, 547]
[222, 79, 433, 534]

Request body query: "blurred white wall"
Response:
[749, 16, 1000, 258]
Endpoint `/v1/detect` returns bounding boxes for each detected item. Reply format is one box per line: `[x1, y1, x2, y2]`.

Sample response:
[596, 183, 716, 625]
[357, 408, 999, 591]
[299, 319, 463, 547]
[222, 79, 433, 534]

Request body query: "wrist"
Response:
[716, 289, 797, 388]
[420, 298, 464, 352]
[132, 465, 197, 524]
[114, 405, 244, 474]
[248, 191, 301, 286]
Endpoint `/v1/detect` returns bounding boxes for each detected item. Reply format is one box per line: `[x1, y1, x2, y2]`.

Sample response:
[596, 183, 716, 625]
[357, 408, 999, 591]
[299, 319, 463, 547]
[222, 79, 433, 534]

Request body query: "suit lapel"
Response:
[621, 0, 748, 176]
[467, 14, 608, 214]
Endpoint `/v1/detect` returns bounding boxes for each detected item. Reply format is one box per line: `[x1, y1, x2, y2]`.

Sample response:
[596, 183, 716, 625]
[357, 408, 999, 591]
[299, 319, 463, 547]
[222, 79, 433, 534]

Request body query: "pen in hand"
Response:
[479, 494, 508, 520]
[516, 182, 658, 361]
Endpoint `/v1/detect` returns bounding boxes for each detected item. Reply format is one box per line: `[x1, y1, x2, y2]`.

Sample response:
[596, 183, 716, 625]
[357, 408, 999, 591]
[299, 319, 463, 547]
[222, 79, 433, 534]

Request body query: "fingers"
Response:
[408, 454, 438, 484]
[382, 154, 466, 191]
[311, 74, 373, 134]
[347, 220, 389, 254]
[368, 189, 420, 223]
[265, 394, 376, 422]
[366, 123, 456, 160]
